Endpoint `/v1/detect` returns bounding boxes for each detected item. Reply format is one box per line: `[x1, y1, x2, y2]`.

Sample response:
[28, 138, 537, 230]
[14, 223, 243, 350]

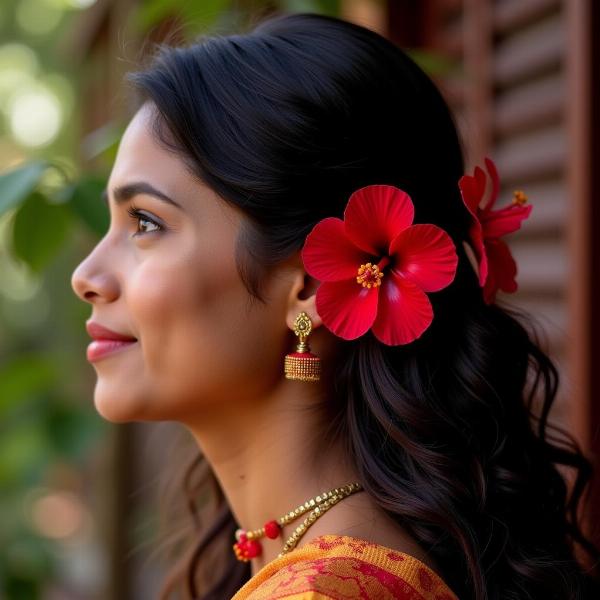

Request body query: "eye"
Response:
[126, 204, 164, 237]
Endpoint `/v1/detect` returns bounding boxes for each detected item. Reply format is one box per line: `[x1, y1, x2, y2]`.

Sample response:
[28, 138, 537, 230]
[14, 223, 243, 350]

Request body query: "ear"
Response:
[285, 267, 323, 331]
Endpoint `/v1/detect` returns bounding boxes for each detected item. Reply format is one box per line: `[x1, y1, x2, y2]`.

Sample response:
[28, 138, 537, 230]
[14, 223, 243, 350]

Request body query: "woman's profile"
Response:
[70, 11, 600, 600]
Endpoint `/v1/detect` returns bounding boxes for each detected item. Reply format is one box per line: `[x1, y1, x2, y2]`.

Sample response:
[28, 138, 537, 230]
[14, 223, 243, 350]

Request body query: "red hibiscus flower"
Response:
[459, 157, 533, 305]
[300, 185, 458, 346]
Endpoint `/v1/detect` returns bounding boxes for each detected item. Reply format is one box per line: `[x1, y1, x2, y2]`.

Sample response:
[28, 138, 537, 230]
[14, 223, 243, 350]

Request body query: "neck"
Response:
[184, 377, 361, 574]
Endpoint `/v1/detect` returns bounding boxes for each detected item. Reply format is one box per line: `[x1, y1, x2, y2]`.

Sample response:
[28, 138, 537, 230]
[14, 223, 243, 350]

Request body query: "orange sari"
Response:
[230, 534, 458, 599]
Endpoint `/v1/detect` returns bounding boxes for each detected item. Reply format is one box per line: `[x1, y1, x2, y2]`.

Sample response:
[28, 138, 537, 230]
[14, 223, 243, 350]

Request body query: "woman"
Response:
[70, 11, 600, 600]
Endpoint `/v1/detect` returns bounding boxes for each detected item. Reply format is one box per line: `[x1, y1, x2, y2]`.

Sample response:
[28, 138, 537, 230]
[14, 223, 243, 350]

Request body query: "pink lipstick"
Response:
[85, 321, 138, 362]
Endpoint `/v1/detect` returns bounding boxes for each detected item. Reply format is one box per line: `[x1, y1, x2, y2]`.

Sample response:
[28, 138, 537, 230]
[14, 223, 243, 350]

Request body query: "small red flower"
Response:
[300, 185, 458, 346]
[459, 157, 533, 304]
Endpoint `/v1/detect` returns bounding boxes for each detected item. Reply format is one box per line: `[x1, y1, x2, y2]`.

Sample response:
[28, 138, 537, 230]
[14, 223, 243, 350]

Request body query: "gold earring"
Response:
[284, 311, 321, 382]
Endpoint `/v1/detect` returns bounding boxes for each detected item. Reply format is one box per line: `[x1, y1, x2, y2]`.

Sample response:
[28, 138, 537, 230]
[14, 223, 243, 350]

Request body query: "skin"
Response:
[71, 102, 440, 576]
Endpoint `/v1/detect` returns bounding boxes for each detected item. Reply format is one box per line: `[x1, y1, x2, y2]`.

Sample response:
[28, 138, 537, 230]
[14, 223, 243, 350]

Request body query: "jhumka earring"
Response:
[284, 311, 321, 382]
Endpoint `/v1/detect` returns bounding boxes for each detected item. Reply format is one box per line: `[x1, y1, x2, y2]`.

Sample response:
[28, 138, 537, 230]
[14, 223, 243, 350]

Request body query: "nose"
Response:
[71, 245, 120, 305]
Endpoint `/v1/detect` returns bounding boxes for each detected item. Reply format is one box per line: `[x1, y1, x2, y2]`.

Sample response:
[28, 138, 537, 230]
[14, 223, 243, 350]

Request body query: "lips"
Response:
[85, 321, 138, 362]
[86, 320, 137, 342]
[86, 339, 137, 362]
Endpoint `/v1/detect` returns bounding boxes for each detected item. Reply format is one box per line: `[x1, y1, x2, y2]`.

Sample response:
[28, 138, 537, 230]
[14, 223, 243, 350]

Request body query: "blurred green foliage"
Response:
[0, 159, 108, 598]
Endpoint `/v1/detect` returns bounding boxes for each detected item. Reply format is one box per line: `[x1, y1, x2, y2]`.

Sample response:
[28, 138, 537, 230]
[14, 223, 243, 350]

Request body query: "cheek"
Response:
[127, 243, 283, 417]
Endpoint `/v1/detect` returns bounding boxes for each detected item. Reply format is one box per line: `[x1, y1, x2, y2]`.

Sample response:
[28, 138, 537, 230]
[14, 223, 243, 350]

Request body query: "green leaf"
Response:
[135, 0, 184, 30]
[44, 401, 104, 458]
[135, 0, 231, 33]
[3, 574, 41, 600]
[281, 0, 339, 14]
[316, 0, 340, 14]
[405, 49, 459, 77]
[4, 536, 53, 581]
[65, 176, 109, 237]
[0, 355, 57, 419]
[81, 121, 123, 163]
[0, 161, 49, 217]
[183, 0, 231, 31]
[10, 192, 72, 273]
[0, 422, 51, 488]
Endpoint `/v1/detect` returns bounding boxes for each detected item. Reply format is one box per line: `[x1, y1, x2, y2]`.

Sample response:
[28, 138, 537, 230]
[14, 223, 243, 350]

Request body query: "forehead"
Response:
[109, 103, 195, 196]
[108, 102, 245, 231]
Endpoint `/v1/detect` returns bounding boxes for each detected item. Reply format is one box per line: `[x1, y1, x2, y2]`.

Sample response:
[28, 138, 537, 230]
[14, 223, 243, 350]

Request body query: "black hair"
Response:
[126, 11, 600, 599]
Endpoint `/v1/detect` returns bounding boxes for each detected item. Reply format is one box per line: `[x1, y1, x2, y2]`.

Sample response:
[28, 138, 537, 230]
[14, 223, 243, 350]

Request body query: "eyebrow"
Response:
[101, 182, 183, 210]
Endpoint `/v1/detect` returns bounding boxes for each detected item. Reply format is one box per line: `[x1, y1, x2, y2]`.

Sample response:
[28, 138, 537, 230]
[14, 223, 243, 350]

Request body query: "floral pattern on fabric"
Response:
[230, 534, 458, 600]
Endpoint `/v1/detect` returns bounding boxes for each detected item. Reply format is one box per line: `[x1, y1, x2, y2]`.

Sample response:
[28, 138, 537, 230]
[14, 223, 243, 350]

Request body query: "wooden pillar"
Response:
[588, 0, 600, 557]
[565, 0, 600, 556]
[463, 0, 493, 165]
[386, 0, 431, 47]
[565, 0, 592, 454]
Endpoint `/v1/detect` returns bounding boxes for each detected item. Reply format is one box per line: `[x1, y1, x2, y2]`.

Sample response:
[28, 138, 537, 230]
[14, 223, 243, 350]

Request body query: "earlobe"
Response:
[286, 271, 322, 330]
[287, 294, 322, 330]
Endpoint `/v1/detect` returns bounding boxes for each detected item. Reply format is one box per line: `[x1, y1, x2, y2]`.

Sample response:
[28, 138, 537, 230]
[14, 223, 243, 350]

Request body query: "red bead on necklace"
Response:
[232, 482, 363, 562]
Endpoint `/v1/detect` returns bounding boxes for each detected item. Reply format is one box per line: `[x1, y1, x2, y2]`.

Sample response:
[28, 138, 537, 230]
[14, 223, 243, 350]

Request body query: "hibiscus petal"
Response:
[302, 217, 371, 282]
[388, 224, 458, 292]
[458, 166, 486, 216]
[370, 270, 433, 345]
[482, 268, 497, 305]
[459, 173, 488, 287]
[316, 279, 379, 340]
[484, 238, 518, 303]
[344, 185, 414, 256]
[482, 203, 533, 239]
[483, 157, 500, 212]
[470, 221, 488, 287]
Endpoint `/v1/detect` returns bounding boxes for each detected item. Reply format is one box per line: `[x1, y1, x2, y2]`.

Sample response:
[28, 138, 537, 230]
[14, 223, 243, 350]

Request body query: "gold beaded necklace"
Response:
[232, 482, 363, 561]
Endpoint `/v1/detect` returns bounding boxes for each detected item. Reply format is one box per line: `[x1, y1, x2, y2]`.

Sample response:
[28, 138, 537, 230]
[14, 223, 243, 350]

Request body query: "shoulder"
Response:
[250, 592, 332, 600]
[242, 538, 457, 599]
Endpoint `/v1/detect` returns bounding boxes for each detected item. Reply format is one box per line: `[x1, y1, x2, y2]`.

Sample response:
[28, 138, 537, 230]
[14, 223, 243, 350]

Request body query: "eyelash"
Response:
[126, 204, 164, 237]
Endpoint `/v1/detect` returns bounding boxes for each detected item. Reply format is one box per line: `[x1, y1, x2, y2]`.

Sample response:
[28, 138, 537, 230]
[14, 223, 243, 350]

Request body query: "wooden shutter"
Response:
[393, 0, 599, 555]
[417, 0, 591, 441]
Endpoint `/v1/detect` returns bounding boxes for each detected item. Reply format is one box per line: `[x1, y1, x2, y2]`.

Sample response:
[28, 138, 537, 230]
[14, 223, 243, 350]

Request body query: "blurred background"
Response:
[0, 0, 598, 598]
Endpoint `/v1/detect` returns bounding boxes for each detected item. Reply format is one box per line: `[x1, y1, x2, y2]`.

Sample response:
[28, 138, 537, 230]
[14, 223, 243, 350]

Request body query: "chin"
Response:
[94, 399, 135, 423]
[93, 388, 147, 423]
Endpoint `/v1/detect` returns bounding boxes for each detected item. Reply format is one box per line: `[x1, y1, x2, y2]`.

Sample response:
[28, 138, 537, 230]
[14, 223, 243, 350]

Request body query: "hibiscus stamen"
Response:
[512, 190, 528, 205]
[356, 257, 389, 289]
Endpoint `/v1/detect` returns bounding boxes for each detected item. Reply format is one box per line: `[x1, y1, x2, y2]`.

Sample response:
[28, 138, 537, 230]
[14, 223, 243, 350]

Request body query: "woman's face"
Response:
[71, 103, 297, 425]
